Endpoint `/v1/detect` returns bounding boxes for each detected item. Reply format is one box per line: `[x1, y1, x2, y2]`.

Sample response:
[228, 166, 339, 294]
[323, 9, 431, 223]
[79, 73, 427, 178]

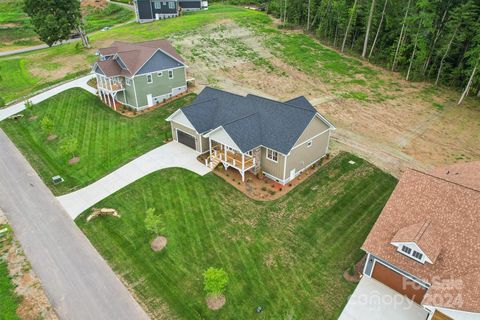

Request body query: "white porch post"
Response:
[209, 139, 212, 168]
[241, 153, 245, 182]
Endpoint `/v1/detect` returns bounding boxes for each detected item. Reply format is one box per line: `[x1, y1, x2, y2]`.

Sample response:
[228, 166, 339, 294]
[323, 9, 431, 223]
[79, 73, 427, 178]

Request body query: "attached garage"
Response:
[371, 262, 427, 304]
[176, 129, 197, 150]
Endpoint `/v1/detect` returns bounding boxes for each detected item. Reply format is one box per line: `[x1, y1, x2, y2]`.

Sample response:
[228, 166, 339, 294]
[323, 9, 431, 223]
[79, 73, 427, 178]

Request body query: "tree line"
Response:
[266, 0, 480, 104]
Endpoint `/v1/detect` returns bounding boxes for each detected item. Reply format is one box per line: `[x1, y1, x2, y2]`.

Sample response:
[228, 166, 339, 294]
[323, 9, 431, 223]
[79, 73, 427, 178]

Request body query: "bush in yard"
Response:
[144, 208, 164, 235]
[40, 116, 55, 135]
[0, 97, 5, 108]
[203, 267, 229, 297]
[24, 100, 35, 116]
[59, 135, 78, 158]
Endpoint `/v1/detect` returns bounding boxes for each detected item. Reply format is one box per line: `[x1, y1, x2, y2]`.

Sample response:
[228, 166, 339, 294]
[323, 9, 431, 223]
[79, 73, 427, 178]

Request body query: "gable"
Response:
[293, 116, 330, 148]
[136, 50, 184, 75]
[168, 110, 195, 131]
[206, 127, 241, 151]
[94, 64, 105, 75]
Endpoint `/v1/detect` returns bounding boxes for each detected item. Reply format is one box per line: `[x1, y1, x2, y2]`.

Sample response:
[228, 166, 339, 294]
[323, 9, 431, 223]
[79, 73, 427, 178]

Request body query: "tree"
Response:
[24, 100, 35, 116]
[144, 208, 164, 235]
[59, 135, 78, 158]
[341, 0, 358, 52]
[23, 0, 90, 48]
[40, 117, 55, 135]
[368, 0, 388, 59]
[203, 267, 229, 297]
[362, 0, 376, 58]
[392, 0, 411, 71]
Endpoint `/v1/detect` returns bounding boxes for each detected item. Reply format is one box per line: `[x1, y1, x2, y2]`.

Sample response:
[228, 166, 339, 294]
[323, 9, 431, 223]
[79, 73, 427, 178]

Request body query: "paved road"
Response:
[0, 74, 96, 122]
[0, 130, 149, 320]
[58, 141, 211, 219]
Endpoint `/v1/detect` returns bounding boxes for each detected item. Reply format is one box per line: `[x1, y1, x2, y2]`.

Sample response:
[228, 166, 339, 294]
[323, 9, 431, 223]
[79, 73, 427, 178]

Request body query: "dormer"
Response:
[390, 221, 441, 265]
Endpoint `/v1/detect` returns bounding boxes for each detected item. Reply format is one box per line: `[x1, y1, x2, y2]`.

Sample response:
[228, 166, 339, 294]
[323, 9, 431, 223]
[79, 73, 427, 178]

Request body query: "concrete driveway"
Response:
[339, 277, 429, 320]
[0, 74, 96, 122]
[0, 130, 149, 320]
[58, 141, 211, 219]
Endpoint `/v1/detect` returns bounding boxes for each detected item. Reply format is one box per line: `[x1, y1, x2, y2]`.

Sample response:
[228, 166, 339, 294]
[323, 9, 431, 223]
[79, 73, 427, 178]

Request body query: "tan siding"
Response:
[171, 121, 200, 152]
[260, 147, 286, 180]
[293, 116, 330, 147]
[285, 130, 330, 178]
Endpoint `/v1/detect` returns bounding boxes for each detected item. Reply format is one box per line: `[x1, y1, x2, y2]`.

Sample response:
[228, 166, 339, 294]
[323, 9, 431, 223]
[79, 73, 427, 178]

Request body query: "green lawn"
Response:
[76, 153, 397, 319]
[0, 1, 133, 52]
[0, 224, 20, 320]
[0, 88, 196, 195]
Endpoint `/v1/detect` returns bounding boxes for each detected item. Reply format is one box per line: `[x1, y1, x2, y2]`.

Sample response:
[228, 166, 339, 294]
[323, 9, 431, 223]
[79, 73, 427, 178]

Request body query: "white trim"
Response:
[125, 77, 131, 86]
[290, 126, 331, 152]
[203, 126, 241, 151]
[315, 113, 336, 130]
[132, 76, 139, 108]
[157, 71, 163, 77]
[423, 306, 480, 319]
[266, 148, 278, 163]
[306, 140, 313, 148]
[175, 128, 200, 153]
[135, 65, 185, 77]
[370, 258, 430, 289]
[391, 242, 431, 264]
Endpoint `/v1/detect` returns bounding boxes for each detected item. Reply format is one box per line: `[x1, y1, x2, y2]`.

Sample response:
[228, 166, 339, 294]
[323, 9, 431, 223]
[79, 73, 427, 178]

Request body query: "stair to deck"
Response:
[209, 157, 221, 169]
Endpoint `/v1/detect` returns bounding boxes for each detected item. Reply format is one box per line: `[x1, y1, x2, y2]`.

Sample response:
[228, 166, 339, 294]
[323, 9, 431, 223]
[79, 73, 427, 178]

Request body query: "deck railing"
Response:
[212, 147, 255, 171]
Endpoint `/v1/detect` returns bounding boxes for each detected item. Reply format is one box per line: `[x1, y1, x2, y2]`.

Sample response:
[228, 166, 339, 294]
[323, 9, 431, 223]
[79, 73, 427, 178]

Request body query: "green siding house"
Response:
[93, 40, 187, 111]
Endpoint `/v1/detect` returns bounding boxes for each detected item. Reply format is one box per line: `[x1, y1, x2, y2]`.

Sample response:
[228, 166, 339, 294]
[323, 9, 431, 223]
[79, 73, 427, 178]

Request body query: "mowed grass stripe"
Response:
[76, 153, 396, 319]
[0, 89, 196, 194]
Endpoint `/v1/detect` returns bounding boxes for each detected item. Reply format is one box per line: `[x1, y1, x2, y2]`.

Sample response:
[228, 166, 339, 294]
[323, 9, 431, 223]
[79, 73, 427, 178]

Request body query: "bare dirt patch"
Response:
[0, 210, 58, 320]
[29, 53, 91, 82]
[47, 134, 58, 141]
[171, 20, 480, 176]
[150, 236, 167, 252]
[69, 156, 80, 164]
[206, 294, 226, 310]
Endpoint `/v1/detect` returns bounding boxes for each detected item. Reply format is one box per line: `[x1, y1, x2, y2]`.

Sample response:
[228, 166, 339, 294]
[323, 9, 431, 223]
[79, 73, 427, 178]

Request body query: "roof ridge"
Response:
[204, 86, 245, 98]
[182, 97, 219, 109]
[222, 112, 259, 127]
[409, 168, 480, 193]
[246, 94, 316, 113]
[414, 221, 431, 243]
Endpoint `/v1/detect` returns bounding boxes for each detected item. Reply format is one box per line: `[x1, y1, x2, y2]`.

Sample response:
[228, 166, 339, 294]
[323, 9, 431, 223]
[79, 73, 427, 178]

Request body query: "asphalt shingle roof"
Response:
[95, 40, 185, 77]
[180, 87, 333, 154]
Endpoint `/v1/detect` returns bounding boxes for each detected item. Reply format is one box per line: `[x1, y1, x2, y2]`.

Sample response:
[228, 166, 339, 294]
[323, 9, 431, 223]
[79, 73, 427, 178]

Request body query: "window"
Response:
[154, 1, 161, 9]
[307, 140, 313, 148]
[412, 251, 423, 260]
[266, 149, 278, 162]
[168, 1, 175, 9]
[147, 74, 153, 84]
[168, 69, 174, 79]
[125, 78, 131, 86]
[246, 150, 253, 156]
[401, 245, 412, 255]
[157, 71, 163, 77]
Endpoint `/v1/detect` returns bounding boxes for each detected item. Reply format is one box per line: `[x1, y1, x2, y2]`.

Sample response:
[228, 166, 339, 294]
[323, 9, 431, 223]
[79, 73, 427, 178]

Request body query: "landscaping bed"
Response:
[0, 88, 196, 195]
[76, 152, 397, 319]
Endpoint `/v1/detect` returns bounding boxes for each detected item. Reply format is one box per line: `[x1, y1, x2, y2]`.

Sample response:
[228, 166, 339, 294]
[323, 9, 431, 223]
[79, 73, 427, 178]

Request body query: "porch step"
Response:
[209, 157, 221, 169]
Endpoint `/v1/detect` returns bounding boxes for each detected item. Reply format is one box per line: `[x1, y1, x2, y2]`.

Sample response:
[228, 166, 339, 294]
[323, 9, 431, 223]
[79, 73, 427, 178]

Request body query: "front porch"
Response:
[96, 75, 125, 110]
[208, 142, 256, 181]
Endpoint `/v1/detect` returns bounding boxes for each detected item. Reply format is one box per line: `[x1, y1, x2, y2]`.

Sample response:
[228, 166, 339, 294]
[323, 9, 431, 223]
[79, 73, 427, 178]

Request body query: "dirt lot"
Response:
[172, 21, 480, 176]
[0, 210, 58, 320]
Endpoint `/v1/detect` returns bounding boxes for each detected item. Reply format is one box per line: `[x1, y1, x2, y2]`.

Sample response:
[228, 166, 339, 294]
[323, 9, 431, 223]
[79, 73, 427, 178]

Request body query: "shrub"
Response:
[348, 264, 356, 276]
[203, 267, 229, 297]
[24, 100, 35, 116]
[261, 186, 267, 191]
[0, 97, 5, 108]
[40, 117, 55, 135]
[59, 135, 78, 158]
[144, 208, 164, 235]
[269, 190, 276, 195]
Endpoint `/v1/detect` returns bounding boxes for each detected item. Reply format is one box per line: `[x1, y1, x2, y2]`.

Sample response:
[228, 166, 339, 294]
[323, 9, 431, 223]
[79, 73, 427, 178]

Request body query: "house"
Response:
[346, 162, 480, 320]
[166, 87, 335, 185]
[133, 0, 208, 22]
[93, 40, 187, 111]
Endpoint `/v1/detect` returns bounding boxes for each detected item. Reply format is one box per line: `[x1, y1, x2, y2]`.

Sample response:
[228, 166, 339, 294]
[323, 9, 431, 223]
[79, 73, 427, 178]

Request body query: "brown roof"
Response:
[95, 40, 184, 77]
[96, 59, 122, 77]
[391, 221, 442, 263]
[362, 167, 480, 313]
[429, 161, 480, 191]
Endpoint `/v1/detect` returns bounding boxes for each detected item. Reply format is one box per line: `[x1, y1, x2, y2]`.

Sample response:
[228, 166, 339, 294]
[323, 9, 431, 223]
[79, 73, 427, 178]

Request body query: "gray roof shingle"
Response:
[180, 87, 333, 154]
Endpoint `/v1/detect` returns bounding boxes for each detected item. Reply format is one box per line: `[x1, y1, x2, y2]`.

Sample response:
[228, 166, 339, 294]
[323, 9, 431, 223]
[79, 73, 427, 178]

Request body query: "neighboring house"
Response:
[93, 40, 187, 111]
[166, 87, 335, 185]
[133, 0, 208, 22]
[359, 162, 480, 320]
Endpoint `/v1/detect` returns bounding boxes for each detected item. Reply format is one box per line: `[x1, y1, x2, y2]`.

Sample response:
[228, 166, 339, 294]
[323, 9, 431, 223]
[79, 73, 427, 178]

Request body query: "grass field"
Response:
[0, 223, 20, 320]
[0, 89, 196, 195]
[76, 153, 397, 319]
[0, 1, 133, 52]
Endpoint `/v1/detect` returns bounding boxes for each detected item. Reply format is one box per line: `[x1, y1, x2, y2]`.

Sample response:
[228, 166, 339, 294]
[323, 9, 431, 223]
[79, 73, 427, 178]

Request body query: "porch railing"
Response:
[212, 147, 255, 171]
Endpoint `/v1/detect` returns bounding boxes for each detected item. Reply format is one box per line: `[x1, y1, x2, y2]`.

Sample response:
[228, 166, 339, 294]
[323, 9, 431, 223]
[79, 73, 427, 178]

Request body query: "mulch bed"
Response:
[198, 153, 333, 201]
[206, 294, 226, 310]
[343, 255, 367, 283]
